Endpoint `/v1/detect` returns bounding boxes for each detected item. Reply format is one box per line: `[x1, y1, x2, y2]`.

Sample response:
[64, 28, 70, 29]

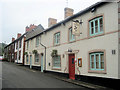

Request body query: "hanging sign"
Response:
[72, 22, 80, 36]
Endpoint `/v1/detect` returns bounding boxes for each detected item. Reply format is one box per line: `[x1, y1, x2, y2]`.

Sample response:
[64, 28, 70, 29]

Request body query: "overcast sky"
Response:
[0, 0, 101, 44]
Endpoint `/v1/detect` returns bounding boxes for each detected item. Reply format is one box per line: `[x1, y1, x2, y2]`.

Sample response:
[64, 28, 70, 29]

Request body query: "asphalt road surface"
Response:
[2, 61, 90, 89]
[0, 61, 2, 90]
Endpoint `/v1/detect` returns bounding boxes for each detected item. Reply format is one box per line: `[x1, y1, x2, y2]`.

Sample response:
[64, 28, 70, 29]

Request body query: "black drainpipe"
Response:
[40, 36, 46, 73]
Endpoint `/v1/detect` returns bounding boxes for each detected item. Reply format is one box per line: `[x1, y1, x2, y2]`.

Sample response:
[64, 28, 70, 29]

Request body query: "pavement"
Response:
[44, 71, 113, 90]
[2, 61, 113, 89]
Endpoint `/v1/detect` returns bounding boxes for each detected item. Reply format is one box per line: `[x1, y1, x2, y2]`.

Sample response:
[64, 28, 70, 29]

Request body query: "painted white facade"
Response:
[15, 36, 25, 64]
[25, 2, 120, 79]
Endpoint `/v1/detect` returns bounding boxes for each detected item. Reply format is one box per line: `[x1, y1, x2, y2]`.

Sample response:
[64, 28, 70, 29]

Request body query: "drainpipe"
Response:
[40, 36, 46, 72]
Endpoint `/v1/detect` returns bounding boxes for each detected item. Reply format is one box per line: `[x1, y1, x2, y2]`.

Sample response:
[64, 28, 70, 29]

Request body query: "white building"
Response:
[24, 2, 120, 88]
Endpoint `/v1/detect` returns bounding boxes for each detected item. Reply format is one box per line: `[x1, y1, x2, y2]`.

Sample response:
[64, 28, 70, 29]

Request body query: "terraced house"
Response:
[4, 38, 15, 62]
[24, 24, 44, 71]
[24, 1, 120, 85]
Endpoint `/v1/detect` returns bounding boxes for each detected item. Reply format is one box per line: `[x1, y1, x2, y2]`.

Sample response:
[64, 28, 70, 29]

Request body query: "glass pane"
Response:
[95, 20, 98, 26]
[91, 22, 94, 27]
[53, 56, 60, 68]
[91, 28, 94, 34]
[91, 55, 94, 62]
[100, 18, 103, 31]
[95, 20, 98, 33]
[101, 62, 104, 69]
[100, 54, 104, 69]
[96, 54, 99, 69]
[91, 55, 94, 69]
[101, 54, 104, 62]
[72, 58, 74, 64]
[92, 62, 94, 68]
[69, 28, 75, 41]
[100, 18, 103, 25]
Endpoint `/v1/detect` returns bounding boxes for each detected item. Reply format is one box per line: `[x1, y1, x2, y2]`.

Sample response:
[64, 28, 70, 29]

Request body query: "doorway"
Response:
[69, 54, 75, 80]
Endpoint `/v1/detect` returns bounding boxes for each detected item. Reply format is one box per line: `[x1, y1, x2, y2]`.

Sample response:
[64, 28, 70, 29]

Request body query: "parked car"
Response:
[0, 56, 3, 61]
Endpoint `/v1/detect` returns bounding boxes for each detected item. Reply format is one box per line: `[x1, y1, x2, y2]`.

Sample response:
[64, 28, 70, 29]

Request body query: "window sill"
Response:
[36, 45, 39, 47]
[88, 33, 105, 39]
[34, 62, 39, 65]
[88, 70, 106, 74]
[68, 40, 76, 43]
[52, 67, 61, 71]
[54, 44, 60, 47]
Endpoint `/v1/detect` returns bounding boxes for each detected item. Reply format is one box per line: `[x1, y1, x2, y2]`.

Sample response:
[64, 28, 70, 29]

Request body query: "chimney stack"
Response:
[25, 24, 37, 32]
[17, 33, 21, 38]
[12, 37, 15, 42]
[64, 7, 74, 19]
[48, 18, 57, 27]
[26, 26, 29, 32]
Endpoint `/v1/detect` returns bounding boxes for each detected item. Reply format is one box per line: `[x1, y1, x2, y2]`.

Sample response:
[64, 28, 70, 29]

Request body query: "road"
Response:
[0, 61, 2, 90]
[2, 61, 90, 89]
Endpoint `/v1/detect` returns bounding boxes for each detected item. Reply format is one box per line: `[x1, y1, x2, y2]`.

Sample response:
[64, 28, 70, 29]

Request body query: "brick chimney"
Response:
[64, 7, 74, 19]
[12, 37, 15, 42]
[48, 18, 57, 27]
[17, 33, 21, 38]
[25, 24, 37, 32]
[26, 26, 29, 32]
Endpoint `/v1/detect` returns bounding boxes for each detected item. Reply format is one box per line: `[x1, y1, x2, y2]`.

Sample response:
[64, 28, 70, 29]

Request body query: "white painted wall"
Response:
[15, 37, 24, 64]
[25, 2, 119, 79]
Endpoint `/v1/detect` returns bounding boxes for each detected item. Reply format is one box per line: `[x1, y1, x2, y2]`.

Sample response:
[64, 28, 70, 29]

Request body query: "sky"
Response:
[0, 0, 102, 44]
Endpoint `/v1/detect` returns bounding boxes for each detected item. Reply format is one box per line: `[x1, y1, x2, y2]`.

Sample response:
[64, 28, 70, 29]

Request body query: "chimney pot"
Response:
[17, 33, 21, 38]
[25, 24, 37, 32]
[12, 37, 15, 42]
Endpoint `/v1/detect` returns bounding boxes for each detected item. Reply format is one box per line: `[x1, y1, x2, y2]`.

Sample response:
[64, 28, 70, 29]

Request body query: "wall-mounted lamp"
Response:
[91, 8, 96, 13]
[29, 52, 32, 55]
[68, 48, 72, 52]
[62, 22, 66, 26]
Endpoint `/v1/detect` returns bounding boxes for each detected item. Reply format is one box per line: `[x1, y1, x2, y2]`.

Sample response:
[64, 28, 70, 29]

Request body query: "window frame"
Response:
[52, 55, 61, 70]
[54, 32, 60, 46]
[88, 50, 106, 74]
[26, 55, 29, 64]
[68, 27, 75, 42]
[36, 36, 39, 47]
[35, 54, 39, 63]
[19, 39, 22, 48]
[88, 15, 105, 38]
[27, 41, 29, 50]
[90, 52, 104, 71]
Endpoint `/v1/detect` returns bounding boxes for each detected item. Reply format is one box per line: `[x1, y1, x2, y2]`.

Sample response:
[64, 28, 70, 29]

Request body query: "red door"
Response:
[69, 54, 75, 80]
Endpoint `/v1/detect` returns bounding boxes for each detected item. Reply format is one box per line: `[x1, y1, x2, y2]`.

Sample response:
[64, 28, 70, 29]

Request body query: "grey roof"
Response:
[45, 2, 108, 32]
[25, 24, 44, 41]
[25, 2, 109, 41]
[4, 32, 27, 48]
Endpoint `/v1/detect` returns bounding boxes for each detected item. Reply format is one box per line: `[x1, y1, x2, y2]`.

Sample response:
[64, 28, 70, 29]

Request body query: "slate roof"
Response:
[5, 1, 110, 46]
[25, 2, 109, 41]
[4, 32, 27, 48]
[25, 24, 44, 41]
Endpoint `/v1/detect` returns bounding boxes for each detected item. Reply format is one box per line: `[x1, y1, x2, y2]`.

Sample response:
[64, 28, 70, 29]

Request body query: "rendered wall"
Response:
[25, 2, 119, 79]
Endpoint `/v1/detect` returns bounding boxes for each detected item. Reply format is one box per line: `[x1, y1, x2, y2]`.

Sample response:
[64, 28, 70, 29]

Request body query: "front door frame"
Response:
[69, 53, 75, 80]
